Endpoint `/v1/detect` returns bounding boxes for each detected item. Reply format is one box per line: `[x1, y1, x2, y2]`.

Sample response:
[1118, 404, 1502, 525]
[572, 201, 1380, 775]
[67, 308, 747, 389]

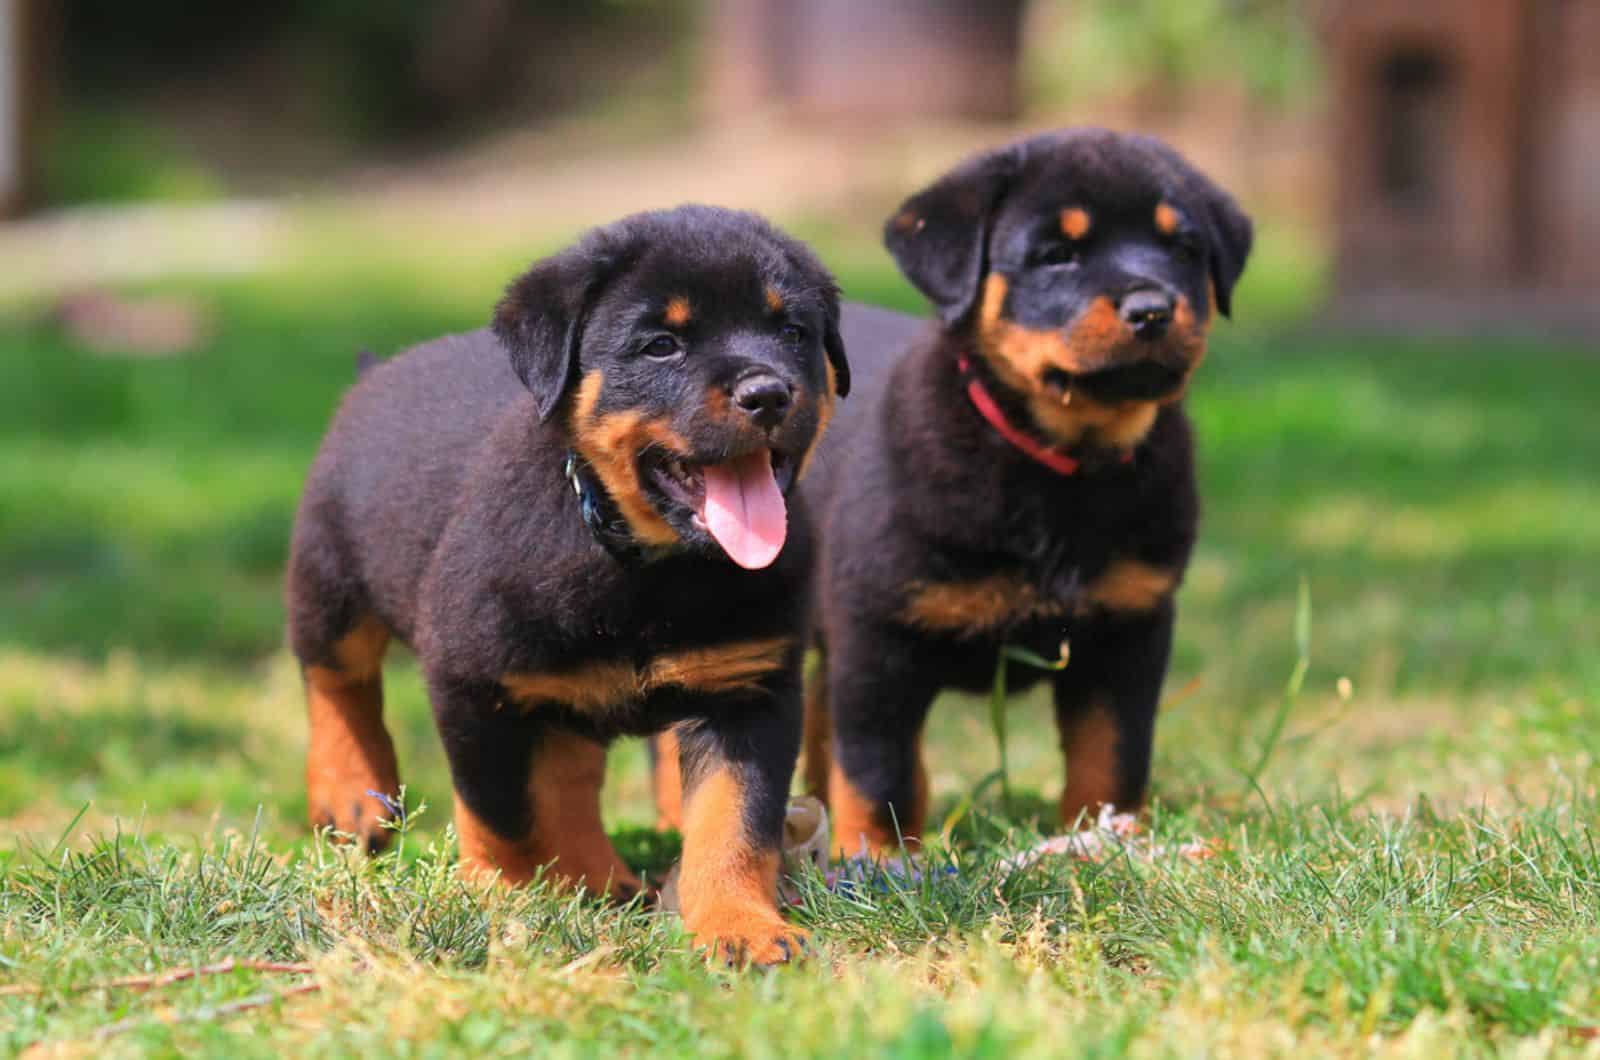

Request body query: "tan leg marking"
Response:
[1059, 699, 1128, 827]
[799, 652, 831, 800]
[304, 615, 399, 850]
[652, 727, 685, 832]
[456, 730, 641, 899]
[677, 767, 805, 965]
[827, 740, 927, 859]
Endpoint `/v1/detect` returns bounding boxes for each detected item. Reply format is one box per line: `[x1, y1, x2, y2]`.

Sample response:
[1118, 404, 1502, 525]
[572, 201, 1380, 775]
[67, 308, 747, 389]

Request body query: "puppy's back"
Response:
[295, 328, 529, 638]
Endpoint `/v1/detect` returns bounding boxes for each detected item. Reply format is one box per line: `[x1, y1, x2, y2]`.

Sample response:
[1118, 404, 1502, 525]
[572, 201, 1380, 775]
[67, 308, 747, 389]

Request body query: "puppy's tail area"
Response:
[354, 349, 380, 377]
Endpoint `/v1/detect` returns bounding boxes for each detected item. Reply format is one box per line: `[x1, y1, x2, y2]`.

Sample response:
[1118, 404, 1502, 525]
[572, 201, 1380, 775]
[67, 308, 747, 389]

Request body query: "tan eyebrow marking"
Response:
[765, 286, 784, 312]
[1154, 202, 1182, 235]
[665, 297, 692, 327]
[1060, 207, 1092, 240]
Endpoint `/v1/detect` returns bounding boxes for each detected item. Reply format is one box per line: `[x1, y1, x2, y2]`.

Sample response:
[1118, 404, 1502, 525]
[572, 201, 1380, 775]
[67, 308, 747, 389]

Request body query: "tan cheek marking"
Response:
[898, 574, 1065, 636]
[1060, 207, 1092, 240]
[1081, 559, 1176, 614]
[1154, 202, 1182, 236]
[1059, 698, 1126, 826]
[665, 297, 692, 327]
[765, 286, 784, 312]
[795, 358, 837, 482]
[568, 371, 685, 548]
[974, 274, 1166, 449]
[975, 274, 1090, 387]
[503, 637, 795, 716]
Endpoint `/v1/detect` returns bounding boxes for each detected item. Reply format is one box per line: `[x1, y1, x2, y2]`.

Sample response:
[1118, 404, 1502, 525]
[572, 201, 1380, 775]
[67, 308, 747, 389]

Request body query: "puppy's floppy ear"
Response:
[821, 286, 851, 399]
[492, 248, 608, 422]
[883, 144, 1022, 326]
[1192, 177, 1252, 319]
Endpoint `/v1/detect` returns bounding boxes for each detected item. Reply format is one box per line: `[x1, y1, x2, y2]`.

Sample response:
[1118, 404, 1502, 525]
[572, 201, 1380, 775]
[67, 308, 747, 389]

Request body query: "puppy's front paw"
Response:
[686, 904, 810, 968]
[307, 773, 399, 853]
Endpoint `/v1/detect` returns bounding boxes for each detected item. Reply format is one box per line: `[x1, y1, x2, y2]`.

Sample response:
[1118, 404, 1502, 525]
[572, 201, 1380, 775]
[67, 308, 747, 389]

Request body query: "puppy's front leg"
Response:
[674, 681, 806, 966]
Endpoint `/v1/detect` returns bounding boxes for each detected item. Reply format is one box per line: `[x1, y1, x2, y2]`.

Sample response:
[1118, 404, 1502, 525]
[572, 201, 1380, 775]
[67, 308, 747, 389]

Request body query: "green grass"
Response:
[3, 220, 1598, 1055]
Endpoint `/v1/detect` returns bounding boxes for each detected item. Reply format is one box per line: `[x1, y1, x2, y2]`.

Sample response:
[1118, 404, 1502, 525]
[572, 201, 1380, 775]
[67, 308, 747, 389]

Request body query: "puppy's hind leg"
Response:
[286, 521, 400, 852]
[437, 677, 641, 900]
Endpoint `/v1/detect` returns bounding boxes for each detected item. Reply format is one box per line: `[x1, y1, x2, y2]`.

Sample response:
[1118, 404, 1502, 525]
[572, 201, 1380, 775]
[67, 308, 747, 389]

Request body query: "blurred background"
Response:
[1, 1, 1595, 845]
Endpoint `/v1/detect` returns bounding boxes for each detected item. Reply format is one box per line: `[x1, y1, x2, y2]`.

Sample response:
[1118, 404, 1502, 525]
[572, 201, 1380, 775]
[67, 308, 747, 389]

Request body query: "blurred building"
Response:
[1327, 0, 1600, 332]
[707, 0, 1026, 120]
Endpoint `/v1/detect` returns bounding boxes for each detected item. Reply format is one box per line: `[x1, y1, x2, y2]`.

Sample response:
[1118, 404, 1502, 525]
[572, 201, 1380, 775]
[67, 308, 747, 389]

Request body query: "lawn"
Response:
[2, 218, 1599, 1057]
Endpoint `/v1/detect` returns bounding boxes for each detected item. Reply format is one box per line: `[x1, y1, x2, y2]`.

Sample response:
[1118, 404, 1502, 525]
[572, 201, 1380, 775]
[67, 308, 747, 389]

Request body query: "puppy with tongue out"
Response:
[700, 450, 789, 569]
[286, 206, 849, 969]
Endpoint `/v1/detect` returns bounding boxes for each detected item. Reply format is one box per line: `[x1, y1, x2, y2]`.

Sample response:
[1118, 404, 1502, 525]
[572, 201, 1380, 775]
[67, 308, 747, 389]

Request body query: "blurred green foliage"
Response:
[1028, 0, 1322, 112]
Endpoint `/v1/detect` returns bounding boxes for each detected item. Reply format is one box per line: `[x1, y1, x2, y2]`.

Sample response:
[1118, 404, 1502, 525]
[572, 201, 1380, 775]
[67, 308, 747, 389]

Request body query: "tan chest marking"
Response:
[898, 559, 1177, 636]
[898, 574, 1066, 636]
[1082, 559, 1177, 613]
[502, 636, 794, 715]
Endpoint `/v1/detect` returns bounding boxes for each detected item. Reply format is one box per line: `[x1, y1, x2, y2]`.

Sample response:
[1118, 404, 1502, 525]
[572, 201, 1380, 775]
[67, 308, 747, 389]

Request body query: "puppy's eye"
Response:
[1030, 243, 1080, 269]
[779, 322, 806, 344]
[642, 335, 682, 360]
[1171, 237, 1201, 265]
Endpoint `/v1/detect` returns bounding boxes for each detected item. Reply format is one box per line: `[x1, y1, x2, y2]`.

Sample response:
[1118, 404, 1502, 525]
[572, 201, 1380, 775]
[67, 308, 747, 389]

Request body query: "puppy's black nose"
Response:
[1119, 288, 1175, 339]
[733, 372, 792, 429]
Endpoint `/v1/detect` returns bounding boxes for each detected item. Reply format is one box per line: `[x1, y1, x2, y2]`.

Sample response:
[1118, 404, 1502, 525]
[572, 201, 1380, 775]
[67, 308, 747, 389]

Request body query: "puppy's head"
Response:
[885, 128, 1251, 447]
[493, 205, 849, 569]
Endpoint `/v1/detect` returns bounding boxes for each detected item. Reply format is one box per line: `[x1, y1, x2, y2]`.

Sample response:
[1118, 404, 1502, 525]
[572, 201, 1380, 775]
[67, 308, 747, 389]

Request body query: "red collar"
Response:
[956, 354, 1131, 476]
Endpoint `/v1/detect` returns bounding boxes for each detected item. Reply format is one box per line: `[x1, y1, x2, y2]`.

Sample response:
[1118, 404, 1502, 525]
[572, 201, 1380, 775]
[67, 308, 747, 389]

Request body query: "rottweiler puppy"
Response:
[796, 129, 1252, 856]
[286, 205, 848, 964]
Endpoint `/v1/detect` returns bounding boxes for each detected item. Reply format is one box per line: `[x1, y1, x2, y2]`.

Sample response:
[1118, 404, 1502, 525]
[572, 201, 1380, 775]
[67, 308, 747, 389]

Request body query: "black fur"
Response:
[287, 206, 846, 942]
[807, 130, 1252, 849]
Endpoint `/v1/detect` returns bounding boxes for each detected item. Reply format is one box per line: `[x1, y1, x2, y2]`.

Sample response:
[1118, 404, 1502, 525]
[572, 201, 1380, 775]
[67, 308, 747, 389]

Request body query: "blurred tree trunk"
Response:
[0, 0, 45, 218]
[707, 0, 1025, 121]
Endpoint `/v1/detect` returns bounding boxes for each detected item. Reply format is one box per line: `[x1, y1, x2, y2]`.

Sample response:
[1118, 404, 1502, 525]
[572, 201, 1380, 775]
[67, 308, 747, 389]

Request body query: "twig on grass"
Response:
[0, 957, 314, 997]
[87, 979, 324, 1043]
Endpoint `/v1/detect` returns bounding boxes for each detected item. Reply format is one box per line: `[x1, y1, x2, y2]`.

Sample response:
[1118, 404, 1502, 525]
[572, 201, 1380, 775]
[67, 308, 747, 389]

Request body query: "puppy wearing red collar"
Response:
[796, 129, 1251, 856]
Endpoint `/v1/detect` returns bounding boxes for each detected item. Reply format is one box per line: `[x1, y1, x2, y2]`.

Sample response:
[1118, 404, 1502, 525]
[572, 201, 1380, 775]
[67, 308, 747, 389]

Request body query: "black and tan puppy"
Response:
[798, 129, 1251, 856]
[286, 205, 848, 963]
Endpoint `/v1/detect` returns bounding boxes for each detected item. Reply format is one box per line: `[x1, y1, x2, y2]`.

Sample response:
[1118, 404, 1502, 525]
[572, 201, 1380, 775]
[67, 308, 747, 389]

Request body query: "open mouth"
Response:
[644, 449, 795, 569]
[1043, 360, 1187, 403]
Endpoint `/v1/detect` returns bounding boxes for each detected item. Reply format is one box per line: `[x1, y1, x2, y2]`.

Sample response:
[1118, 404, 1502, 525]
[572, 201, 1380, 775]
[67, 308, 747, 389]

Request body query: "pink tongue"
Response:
[700, 450, 788, 569]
